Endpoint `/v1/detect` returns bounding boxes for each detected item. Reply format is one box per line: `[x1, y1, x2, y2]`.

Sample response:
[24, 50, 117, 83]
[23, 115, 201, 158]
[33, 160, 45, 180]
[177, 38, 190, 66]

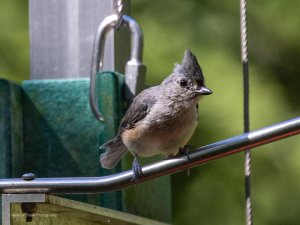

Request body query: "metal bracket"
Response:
[2, 194, 45, 225]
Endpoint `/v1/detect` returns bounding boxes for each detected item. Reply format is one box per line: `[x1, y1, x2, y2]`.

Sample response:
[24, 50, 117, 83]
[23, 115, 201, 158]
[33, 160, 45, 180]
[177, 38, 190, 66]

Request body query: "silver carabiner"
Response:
[89, 14, 145, 122]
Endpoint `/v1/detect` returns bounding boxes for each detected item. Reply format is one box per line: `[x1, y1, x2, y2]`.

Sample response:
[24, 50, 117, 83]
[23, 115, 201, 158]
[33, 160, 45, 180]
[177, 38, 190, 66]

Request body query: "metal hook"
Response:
[89, 14, 144, 122]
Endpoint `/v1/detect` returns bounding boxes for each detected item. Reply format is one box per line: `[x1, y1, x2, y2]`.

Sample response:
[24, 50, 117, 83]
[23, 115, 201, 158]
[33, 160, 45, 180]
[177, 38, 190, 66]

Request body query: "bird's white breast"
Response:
[122, 100, 199, 157]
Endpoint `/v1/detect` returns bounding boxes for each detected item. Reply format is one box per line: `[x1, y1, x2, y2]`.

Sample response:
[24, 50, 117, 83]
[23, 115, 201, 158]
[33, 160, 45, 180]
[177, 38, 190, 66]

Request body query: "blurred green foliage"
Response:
[0, 0, 29, 82]
[0, 0, 299, 224]
[132, 1, 300, 225]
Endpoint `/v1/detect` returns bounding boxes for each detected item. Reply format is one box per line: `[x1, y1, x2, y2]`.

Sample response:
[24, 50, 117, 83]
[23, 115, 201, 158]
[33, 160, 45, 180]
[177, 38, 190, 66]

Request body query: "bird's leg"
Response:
[178, 145, 192, 176]
[131, 155, 142, 215]
[179, 145, 191, 161]
[132, 155, 143, 183]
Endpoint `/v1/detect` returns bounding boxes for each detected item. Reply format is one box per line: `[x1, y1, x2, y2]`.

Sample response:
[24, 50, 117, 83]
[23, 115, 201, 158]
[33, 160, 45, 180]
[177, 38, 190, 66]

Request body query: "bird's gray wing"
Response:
[119, 87, 157, 133]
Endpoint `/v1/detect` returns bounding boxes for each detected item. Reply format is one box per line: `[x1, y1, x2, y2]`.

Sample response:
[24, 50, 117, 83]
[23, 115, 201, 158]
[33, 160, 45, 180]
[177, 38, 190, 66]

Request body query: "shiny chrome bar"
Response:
[0, 117, 299, 194]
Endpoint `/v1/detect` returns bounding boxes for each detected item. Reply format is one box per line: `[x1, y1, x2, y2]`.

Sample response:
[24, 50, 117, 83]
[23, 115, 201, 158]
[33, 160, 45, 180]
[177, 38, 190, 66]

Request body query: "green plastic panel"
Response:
[0, 79, 23, 178]
[0, 79, 24, 223]
[22, 78, 104, 177]
[22, 73, 124, 208]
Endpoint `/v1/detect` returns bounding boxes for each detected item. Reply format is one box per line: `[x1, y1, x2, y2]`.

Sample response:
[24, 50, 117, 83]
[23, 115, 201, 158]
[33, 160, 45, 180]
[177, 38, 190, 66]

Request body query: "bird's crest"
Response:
[173, 49, 203, 78]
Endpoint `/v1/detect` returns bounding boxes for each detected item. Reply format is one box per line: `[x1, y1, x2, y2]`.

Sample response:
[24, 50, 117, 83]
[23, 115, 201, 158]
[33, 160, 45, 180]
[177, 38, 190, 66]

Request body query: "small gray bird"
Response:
[100, 50, 212, 177]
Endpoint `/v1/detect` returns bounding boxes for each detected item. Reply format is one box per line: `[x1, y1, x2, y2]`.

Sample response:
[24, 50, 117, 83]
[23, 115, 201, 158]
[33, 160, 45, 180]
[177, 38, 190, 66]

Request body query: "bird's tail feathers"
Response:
[100, 136, 127, 169]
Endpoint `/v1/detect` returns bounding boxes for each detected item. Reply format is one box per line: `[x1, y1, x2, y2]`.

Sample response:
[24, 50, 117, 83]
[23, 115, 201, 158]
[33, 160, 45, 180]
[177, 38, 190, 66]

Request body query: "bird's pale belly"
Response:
[121, 106, 198, 157]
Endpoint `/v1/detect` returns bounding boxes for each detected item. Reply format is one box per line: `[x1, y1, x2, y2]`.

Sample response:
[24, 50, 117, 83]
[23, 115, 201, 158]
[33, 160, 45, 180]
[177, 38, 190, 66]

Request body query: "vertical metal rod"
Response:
[240, 0, 253, 224]
[29, 0, 130, 79]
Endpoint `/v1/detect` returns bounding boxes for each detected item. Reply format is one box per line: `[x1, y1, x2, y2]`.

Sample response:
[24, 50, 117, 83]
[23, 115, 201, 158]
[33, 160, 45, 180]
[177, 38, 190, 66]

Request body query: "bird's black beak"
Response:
[197, 86, 213, 95]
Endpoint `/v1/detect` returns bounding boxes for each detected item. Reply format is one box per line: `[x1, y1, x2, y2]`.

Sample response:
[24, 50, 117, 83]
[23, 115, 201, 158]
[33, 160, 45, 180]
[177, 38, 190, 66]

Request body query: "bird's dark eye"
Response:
[180, 79, 188, 87]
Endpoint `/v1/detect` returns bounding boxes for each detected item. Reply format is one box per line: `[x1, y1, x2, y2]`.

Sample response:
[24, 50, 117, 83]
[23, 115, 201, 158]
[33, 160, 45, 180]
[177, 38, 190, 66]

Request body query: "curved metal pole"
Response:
[0, 117, 299, 194]
[89, 14, 117, 122]
[89, 14, 144, 122]
[122, 15, 143, 62]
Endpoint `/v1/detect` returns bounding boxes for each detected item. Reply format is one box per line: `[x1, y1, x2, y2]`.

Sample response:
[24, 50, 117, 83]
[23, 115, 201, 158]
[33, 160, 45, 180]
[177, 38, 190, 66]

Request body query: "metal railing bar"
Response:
[0, 117, 299, 194]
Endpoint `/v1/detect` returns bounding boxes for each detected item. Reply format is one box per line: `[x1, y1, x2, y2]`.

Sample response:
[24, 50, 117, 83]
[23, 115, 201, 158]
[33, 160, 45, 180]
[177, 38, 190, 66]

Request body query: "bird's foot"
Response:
[179, 145, 192, 176]
[132, 157, 143, 183]
[179, 145, 192, 161]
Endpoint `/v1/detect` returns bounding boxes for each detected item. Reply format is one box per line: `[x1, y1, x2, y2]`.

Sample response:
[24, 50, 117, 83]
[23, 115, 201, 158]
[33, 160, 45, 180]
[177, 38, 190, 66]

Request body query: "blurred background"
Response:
[0, 0, 299, 224]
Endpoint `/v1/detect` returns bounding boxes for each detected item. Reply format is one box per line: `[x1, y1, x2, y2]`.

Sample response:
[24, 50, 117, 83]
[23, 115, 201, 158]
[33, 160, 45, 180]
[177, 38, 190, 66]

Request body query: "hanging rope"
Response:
[240, 0, 253, 225]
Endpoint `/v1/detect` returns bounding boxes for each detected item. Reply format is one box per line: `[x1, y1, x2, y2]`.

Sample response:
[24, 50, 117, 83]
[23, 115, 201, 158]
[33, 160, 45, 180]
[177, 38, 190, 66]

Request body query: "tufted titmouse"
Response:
[100, 50, 212, 178]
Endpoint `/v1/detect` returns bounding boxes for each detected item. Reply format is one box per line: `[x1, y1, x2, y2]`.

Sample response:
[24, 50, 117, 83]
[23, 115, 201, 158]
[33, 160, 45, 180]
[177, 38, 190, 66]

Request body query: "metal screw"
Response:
[22, 173, 36, 181]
